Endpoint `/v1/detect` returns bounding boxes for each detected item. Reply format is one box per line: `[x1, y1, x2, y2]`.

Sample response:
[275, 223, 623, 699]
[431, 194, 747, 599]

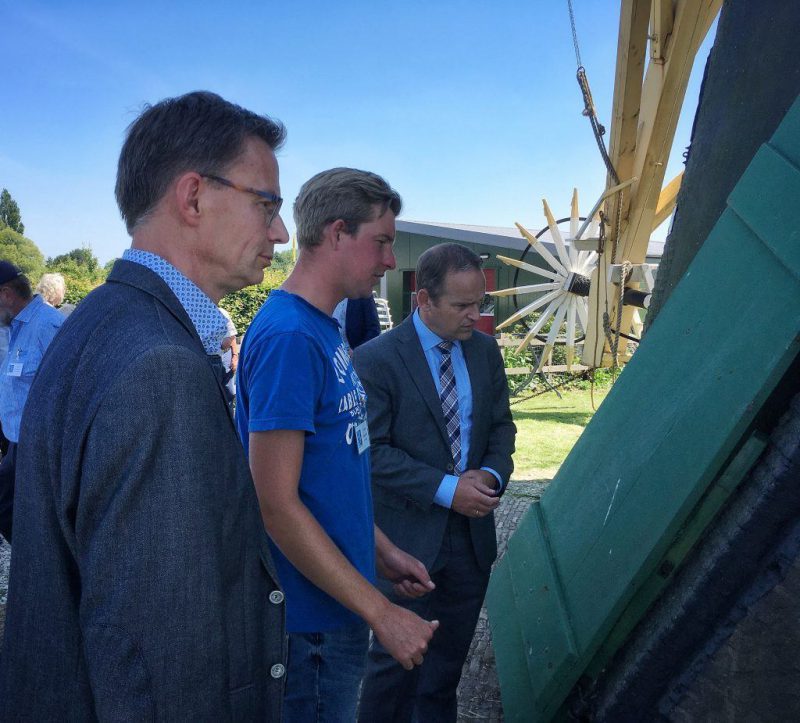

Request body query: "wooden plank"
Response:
[584, 432, 768, 679]
[488, 504, 579, 721]
[652, 170, 683, 230]
[621, 0, 722, 263]
[650, 0, 675, 63]
[727, 145, 800, 279]
[608, 0, 651, 183]
[485, 559, 537, 722]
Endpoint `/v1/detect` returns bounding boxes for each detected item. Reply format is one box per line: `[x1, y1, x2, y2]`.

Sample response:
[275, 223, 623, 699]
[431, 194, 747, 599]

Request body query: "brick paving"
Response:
[456, 480, 548, 722]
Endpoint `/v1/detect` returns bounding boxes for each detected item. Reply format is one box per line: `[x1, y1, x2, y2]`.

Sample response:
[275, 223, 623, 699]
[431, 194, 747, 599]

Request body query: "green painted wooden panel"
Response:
[488, 94, 800, 721]
[486, 558, 537, 721]
[487, 503, 580, 721]
[584, 432, 768, 679]
[505, 506, 578, 716]
[727, 146, 800, 279]
[545, 208, 799, 650]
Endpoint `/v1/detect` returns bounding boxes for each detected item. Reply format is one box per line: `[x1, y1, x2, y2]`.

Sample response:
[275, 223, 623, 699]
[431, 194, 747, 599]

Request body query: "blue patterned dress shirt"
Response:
[122, 249, 228, 355]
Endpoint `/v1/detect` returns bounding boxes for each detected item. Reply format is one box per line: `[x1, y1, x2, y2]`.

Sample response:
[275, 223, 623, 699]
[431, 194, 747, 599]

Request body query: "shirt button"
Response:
[269, 590, 285, 605]
[270, 663, 286, 679]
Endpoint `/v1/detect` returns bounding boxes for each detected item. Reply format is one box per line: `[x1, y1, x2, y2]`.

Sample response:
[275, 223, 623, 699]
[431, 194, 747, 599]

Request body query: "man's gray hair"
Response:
[36, 273, 66, 306]
[293, 167, 402, 249]
[115, 91, 286, 234]
[416, 243, 483, 301]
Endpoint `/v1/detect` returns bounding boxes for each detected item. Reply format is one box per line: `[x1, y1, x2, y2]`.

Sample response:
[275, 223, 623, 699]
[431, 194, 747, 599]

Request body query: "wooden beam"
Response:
[583, 0, 721, 367]
[582, 0, 650, 367]
[608, 0, 652, 185]
[652, 170, 683, 231]
[621, 0, 722, 263]
[650, 0, 675, 63]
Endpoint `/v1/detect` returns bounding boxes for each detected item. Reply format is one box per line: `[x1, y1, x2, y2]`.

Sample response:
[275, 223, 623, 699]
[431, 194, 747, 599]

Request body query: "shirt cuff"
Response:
[433, 474, 460, 509]
[481, 466, 504, 492]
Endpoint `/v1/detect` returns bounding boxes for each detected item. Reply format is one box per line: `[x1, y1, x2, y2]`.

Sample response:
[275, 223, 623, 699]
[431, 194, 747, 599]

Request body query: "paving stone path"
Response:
[456, 480, 547, 722]
[0, 480, 546, 720]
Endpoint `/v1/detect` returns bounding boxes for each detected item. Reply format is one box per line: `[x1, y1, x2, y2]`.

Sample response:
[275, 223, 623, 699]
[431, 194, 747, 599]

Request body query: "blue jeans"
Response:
[283, 622, 369, 723]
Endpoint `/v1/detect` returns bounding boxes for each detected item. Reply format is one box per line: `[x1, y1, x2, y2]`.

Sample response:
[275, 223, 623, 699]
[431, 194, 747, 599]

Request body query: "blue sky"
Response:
[1, 1, 716, 264]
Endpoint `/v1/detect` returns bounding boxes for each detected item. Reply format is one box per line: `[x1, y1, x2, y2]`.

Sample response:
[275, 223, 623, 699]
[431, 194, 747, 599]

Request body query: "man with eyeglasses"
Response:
[0, 261, 64, 545]
[236, 167, 439, 722]
[1, 92, 288, 720]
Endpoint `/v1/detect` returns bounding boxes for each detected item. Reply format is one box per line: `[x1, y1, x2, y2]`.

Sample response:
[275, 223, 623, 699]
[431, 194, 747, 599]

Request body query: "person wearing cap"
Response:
[0, 261, 64, 543]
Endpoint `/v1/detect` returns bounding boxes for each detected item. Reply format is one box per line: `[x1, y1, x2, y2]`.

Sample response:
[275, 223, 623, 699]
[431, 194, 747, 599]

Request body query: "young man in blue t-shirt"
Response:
[236, 168, 439, 722]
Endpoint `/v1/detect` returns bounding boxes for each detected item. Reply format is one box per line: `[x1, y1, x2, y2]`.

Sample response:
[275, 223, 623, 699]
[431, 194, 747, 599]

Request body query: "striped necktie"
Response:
[437, 341, 462, 473]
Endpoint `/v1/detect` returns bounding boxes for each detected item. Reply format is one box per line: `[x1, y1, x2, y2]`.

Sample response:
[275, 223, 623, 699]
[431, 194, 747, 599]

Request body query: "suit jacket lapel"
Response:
[395, 317, 452, 451]
[108, 260, 235, 424]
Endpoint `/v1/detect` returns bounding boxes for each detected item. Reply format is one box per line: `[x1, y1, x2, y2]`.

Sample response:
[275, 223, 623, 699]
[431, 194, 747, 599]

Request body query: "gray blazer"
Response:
[0, 261, 285, 721]
[353, 315, 515, 573]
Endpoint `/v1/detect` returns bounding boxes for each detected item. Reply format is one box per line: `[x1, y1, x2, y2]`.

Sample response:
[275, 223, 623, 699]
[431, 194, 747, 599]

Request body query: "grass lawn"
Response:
[510, 387, 610, 480]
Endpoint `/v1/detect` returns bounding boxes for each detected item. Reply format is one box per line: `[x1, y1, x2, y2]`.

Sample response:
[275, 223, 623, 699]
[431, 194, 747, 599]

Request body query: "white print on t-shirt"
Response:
[332, 343, 350, 384]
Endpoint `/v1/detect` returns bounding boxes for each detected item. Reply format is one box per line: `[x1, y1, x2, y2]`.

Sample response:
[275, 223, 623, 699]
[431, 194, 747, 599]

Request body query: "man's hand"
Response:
[375, 528, 435, 599]
[370, 602, 439, 671]
[452, 469, 500, 518]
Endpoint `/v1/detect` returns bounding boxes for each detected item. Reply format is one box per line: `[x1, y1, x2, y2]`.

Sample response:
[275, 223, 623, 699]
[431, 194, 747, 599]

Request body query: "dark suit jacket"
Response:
[0, 261, 286, 721]
[353, 315, 515, 573]
[345, 297, 381, 349]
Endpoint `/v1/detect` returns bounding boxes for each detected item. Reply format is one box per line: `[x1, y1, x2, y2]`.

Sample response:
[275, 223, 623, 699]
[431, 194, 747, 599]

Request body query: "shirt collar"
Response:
[13, 294, 45, 324]
[412, 309, 461, 353]
[122, 249, 228, 355]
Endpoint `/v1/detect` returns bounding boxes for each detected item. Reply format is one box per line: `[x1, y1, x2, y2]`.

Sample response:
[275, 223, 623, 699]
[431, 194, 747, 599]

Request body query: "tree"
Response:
[46, 246, 107, 305]
[0, 226, 44, 280]
[48, 246, 99, 273]
[270, 249, 296, 274]
[220, 267, 288, 334]
[0, 189, 24, 235]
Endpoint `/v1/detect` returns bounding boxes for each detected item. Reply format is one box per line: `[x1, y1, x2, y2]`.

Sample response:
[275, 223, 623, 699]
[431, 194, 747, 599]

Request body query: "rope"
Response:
[602, 259, 631, 369]
[568, 0, 619, 184]
[567, 0, 582, 67]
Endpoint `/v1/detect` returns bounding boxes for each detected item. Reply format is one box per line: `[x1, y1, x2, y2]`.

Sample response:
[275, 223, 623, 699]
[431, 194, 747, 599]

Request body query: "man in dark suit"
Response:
[0, 91, 289, 720]
[355, 242, 516, 722]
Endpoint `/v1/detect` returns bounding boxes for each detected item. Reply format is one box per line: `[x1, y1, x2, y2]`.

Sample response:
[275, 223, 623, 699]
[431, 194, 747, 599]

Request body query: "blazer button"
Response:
[270, 663, 286, 679]
[269, 590, 285, 605]
[447, 464, 454, 472]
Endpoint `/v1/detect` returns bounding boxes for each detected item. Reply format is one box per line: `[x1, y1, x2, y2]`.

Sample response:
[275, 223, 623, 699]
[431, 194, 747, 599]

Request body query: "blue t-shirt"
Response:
[236, 289, 376, 632]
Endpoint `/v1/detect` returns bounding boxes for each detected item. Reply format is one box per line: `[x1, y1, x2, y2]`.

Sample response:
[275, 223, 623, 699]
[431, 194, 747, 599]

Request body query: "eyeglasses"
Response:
[201, 174, 283, 227]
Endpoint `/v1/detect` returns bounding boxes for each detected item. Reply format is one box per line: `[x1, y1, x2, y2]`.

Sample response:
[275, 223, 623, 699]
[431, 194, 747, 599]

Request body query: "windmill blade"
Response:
[542, 199, 573, 271]
[565, 296, 577, 370]
[489, 282, 561, 298]
[515, 222, 568, 276]
[575, 297, 589, 334]
[568, 188, 580, 267]
[517, 298, 561, 352]
[631, 308, 644, 338]
[496, 289, 564, 330]
[495, 255, 561, 282]
[588, 212, 600, 239]
[578, 251, 598, 275]
[536, 300, 569, 372]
